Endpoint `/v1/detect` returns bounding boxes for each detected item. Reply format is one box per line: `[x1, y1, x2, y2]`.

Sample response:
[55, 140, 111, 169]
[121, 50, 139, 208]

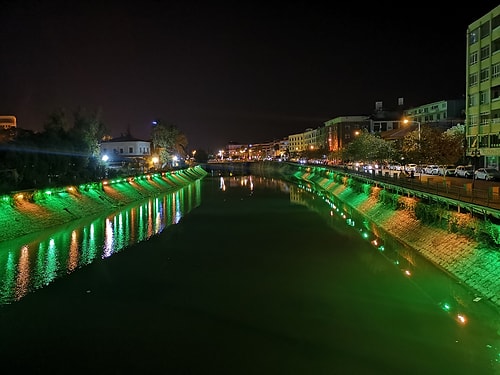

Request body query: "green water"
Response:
[0, 175, 498, 374]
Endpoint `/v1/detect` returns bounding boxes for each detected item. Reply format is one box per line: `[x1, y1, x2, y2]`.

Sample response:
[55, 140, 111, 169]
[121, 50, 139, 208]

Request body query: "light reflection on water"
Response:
[0, 174, 499, 373]
[0, 180, 202, 305]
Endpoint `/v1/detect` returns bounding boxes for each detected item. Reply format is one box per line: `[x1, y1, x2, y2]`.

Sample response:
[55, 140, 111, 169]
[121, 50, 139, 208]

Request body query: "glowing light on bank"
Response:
[456, 314, 467, 324]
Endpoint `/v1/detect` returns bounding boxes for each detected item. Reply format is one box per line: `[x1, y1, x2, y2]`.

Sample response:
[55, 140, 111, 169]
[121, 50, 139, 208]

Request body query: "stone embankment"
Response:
[334, 185, 500, 308]
[0, 166, 207, 243]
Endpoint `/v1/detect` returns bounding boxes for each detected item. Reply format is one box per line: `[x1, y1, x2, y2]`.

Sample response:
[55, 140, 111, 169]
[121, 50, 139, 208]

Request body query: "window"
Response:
[492, 63, 500, 79]
[479, 135, 488, 147]
[469, 51, 478, 65]
[480, 45, 490, 60]
[493, 39, 500, 54]
[469, 28, 479, 44]
[493, 14, 500, 30]
[480, 68, 489, 82]
[119, 148, 124, 154]
[490, 134, 500, 148]
[480, 91, 488, 105]
[129, 147, 133, 153]
[480, 21, 490, 38]
[480, 113, 490, 126]
[469, 72, 478, 86]
[492, 86, 500, 100]
[469, 94, 477, 107]
[469, 114, 479, 126]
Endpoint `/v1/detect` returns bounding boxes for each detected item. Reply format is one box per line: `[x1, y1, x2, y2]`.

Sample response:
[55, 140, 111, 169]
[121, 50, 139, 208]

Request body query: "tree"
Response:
[71, 107, 107, 157]
[193, 148, 209, 163]
[342, 130, 395, 163]
[401, 124, 464, 165]
[151, 120, 188, 167]
[43, 108, 69, 134]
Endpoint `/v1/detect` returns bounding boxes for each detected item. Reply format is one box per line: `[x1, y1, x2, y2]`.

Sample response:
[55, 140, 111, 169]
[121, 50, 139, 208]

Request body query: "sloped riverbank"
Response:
[0, 166, 208, 243]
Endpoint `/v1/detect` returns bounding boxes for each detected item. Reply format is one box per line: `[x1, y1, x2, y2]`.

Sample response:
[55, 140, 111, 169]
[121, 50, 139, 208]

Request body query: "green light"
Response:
[440, 302, 452, 312]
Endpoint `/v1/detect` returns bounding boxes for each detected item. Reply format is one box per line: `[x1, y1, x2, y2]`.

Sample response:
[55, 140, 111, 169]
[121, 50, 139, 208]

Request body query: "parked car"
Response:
[405, 163, 417, 172]
[416, 164, 427, 173]
[474, 167, 500, 181]
[438, 165, 456, 176]
[455, 165, 474, 178]
[389, 162, 402, 171]
[424, 165, 439, 175]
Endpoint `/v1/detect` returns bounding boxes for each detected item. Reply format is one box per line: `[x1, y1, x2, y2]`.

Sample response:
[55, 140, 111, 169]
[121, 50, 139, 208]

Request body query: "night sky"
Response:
[1, 1, 498, 152]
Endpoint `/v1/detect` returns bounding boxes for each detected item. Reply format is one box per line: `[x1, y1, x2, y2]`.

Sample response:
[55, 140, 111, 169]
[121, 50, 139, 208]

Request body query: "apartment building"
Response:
[466, 5, 500, 168]
[403, 99, 465, 131]
[288, 131, 307, 154]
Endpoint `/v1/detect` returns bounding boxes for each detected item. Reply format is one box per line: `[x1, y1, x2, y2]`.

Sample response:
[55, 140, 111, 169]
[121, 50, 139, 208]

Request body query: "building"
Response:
[370, 100, 403, 133]
[0, 115, 16, 129]
[324, 116, 371, 153]
[466, 5, 500, 168]
[99, 134, 151, 171]
[288, 131, 307, 155]
[403, 99, 465, 132]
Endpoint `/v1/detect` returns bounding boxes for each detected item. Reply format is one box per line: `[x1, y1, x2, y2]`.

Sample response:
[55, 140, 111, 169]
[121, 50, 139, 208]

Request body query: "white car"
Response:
[424, 165, 439, 175]
[389, 163, 402, 171]
[474, 167, 500, 181]
[438, 165, 456, 176]
[455, 165, 474, 178]
[405, 163, 417, 172]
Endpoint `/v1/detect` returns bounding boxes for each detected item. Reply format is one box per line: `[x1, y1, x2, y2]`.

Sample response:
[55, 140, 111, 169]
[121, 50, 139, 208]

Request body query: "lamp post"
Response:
[470, 148, 481, 188]
[101, 154, 109, 178]
[152, 156, 159, 171]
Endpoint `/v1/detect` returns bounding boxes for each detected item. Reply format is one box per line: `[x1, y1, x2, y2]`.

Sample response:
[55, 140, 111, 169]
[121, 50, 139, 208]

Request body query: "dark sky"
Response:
[1, 1, 498, 152]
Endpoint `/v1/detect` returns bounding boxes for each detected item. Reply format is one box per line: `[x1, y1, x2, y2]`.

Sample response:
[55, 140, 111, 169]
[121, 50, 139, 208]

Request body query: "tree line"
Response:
[326, 124, 466, 166]
[0, 108, 200, 194]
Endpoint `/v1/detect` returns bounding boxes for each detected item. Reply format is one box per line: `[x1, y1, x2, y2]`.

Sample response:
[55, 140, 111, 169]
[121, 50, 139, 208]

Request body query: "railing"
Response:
[337, 167, 500, 218]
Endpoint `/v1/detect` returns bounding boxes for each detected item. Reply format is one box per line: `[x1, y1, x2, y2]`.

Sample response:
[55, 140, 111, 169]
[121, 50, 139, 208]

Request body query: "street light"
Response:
[403, 119, 421, 144]
[151, 156, 159, 170]
[101, 154, 109, 178]
[470, 148, 481, 188]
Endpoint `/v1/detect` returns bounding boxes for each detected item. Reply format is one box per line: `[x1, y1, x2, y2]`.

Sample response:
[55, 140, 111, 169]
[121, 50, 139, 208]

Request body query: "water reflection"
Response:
[291, 180, 499, 324]
[0, 180, 202, 305]
[0, 174, 499, 373]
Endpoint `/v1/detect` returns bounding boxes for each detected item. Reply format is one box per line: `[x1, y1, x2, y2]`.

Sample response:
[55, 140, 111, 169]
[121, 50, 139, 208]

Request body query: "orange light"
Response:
[456, 314, 467, 324]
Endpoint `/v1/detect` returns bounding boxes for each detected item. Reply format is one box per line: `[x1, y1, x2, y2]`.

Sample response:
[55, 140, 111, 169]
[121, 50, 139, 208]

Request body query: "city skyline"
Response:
[1, 1, 499, 152]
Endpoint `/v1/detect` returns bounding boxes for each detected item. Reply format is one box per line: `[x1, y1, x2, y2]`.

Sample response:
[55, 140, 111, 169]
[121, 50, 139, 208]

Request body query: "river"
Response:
[0, 174, 498, 374]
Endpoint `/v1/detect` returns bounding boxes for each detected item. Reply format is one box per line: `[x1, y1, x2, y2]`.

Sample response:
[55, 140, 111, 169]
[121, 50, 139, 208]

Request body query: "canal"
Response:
[0, 174, 498, 374]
